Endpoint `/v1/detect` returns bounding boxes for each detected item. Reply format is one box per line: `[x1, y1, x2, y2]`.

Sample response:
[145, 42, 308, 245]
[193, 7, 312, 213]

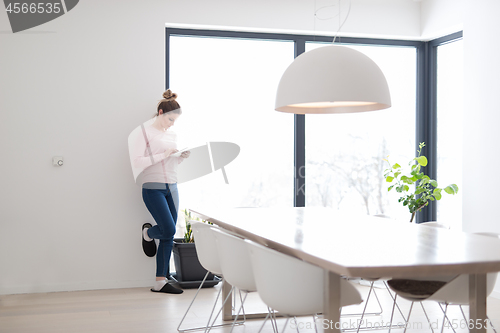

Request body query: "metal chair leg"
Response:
[402, 301, 414, 333]
[488, 315, 498, 333]
[238, 288, 247, 322]
[177, 276, 245, 333]
[229, 292, 248, 333]
[258, 307, 278, 333]
[420, 302, 435, 333]
[383, 281, 408, 323]
[438, 303, 457, 333]
[355, 282, 375, 333]
[177, 272, 211, 332]
[206, 284, 235, 333]
[281, 317, 290, 333]
[343, 281, 383, 318]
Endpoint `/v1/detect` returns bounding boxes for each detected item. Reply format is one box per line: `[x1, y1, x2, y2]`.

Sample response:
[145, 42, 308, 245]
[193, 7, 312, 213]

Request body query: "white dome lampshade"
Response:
[275, 45, 391, 114]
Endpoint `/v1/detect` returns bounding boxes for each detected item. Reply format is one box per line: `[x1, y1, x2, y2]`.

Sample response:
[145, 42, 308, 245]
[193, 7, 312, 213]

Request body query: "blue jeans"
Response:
[142, 183, 179, 277]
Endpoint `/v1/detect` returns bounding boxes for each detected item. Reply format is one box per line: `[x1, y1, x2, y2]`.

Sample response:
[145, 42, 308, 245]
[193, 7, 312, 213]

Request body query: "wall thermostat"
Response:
[53, 156, 64, 166]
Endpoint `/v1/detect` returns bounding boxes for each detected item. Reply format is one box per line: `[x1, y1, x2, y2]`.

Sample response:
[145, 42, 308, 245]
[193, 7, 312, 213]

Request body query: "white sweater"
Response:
[128, 119, 182, 185]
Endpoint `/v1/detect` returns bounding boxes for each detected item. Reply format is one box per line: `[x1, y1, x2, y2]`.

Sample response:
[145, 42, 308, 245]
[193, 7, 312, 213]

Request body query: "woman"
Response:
[131, 89, 190, 294]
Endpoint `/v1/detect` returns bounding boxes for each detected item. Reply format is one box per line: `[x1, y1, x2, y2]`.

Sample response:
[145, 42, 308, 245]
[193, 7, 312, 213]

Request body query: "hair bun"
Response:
[162, 89, 177, 102]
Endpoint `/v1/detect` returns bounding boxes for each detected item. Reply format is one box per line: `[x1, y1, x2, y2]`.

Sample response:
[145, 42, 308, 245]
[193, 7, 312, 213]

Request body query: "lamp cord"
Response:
[313, 0, 352, 44]
[333, 0, 351, 44]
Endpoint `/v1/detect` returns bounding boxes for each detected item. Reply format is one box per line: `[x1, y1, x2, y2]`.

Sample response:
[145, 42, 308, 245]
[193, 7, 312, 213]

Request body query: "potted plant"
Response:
[383, 142, 459, 222]
[171, 209, 220, 288]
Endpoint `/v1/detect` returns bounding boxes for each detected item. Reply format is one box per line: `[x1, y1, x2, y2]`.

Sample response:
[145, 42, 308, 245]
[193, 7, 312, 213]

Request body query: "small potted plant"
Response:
[171, 209, 220, 288]
[384, 142, 459, 222]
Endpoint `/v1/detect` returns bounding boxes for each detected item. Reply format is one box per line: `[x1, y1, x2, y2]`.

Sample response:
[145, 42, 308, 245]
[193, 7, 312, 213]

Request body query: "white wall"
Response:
[420, 0, 463, 40]
[0, 0, 421, 295]
[462, 0, 500, 297]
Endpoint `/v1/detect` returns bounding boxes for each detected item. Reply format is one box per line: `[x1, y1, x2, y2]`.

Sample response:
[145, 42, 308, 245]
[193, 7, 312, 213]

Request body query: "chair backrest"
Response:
[211, 228, 256, 292]
[245, 239, 362, 316]
[427, 272, 498, 304]
[190, 221, 223, 276]
[428, 232, 500, 304]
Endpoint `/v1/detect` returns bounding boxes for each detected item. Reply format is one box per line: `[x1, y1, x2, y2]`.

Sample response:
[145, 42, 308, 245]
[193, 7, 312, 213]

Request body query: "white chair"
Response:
[211, 227, 277, 333]
[177, 221, 244, 333]
[245, 239, 363, 333]
[387, 231, 499, 333]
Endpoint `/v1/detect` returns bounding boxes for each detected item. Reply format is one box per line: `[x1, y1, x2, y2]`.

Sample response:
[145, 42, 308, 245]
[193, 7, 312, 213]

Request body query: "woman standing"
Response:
[130, 89, 190, 294]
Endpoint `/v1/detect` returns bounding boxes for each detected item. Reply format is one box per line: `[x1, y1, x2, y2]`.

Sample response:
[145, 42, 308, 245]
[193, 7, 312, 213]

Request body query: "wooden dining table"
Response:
[190, 207, 500, 333]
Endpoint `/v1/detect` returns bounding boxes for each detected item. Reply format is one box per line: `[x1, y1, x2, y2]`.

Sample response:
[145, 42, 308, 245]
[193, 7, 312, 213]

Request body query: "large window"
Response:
[436, 39, 464, 228]
[170, 36, 295, 210]
[167, 28, 460, 224]
[304, 43, 416, 221]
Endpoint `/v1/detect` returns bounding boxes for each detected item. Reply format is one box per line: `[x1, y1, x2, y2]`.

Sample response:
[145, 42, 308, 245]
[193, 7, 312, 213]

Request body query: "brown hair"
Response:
[154, 89, 182, 117]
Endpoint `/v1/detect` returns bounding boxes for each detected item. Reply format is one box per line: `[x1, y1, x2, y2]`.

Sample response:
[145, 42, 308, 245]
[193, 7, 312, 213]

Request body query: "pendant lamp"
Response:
[275, 45, 391, 114]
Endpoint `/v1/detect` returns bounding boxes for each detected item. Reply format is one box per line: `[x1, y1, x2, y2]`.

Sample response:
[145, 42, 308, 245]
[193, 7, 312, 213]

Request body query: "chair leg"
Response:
[402, 301, 414, 333]
[229, 292, 248, 333]
[238, 288, 247, 321]
[313, 314, 319, 333]
[177, 271, 211, 332]
[281, 317, 290, 333]
[345, 281, 384, 318]
[356, 281, 375, 332]
[387, 294, 398, 333]
[439, 303, 447, 333]
[372, 288, 384, 315]
[488, 315, 498, 333]
[419, 302, 435, 333]
[383, 281, 408, 323]
[459, 305, 467, 322]
[258, 307, 278, 333]
[272, 308, 280, 333]
[292, 316, 300, 333]
[206, 284, 235, 333]
[438, 303, 457, 333]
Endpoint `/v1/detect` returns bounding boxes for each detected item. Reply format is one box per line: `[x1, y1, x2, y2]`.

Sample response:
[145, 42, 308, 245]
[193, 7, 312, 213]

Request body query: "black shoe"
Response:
[151, 283, 184, 294]
[142, 223, 156, 257]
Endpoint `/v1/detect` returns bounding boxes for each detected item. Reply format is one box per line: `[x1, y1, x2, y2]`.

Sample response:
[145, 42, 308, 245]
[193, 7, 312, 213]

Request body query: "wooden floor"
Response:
[1, 281, 499, 333]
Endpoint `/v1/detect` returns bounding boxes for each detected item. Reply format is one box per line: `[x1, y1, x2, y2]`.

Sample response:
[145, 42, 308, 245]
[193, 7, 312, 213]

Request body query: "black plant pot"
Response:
[172, 238, 217, 288]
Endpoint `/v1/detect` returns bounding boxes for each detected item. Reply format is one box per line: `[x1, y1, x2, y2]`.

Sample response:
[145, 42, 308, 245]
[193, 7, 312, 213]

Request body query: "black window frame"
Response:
[416, 31, 463, 223]
[166, 27, 463, 222]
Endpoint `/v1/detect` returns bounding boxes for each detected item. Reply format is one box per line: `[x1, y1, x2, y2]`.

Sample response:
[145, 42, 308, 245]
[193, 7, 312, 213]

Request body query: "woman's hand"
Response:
[164, 148, 178, 159]
[180, 151, 191, 159]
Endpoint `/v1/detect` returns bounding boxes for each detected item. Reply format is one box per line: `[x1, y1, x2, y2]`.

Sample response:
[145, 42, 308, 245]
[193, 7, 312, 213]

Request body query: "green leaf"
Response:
[430, 180, 438, 187]
[416, 156, 428, 166]
[386, 176, 394, 183]
[394, 171, 401, 178]
[444, 184, 459, 195]
[434, 192, 442, 200]
[393, 163, 401, 169]
[388, 185, 394, 192]
[404, 185, 410, 192]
